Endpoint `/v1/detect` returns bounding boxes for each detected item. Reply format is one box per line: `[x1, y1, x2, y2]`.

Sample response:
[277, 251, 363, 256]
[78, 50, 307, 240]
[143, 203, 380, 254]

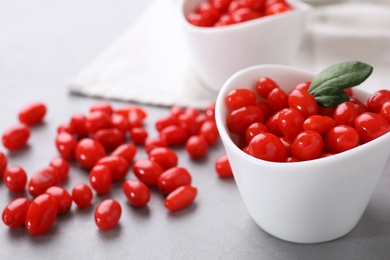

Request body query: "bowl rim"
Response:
[177, 0, 313, 34]
[215, 64, 390, 170]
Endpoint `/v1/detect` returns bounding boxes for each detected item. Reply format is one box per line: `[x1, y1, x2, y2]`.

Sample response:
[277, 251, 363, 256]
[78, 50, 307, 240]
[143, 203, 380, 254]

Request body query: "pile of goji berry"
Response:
[1, 101, 233, 235]
[224, 77, 390, 162]
[187, 0, 292, 27]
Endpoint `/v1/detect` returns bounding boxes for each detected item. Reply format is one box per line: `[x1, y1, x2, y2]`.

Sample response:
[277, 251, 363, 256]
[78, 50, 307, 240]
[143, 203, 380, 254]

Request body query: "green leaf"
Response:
[312, 87, 350, 107]
[308, 61, 373, 107]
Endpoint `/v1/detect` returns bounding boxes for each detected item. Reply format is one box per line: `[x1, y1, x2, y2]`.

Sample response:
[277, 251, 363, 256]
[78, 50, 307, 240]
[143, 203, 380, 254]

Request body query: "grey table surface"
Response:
[1, 1, 390, 259]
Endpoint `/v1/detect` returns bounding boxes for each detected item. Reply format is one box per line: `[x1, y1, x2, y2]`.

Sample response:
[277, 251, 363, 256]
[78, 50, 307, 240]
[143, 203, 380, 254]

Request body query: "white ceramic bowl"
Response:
[177, 0, 311, 92]
[215, 64, 390, 243]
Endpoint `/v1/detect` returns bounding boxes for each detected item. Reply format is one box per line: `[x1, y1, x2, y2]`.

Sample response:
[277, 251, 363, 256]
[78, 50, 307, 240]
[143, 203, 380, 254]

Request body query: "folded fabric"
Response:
[69, 0, 390, 108]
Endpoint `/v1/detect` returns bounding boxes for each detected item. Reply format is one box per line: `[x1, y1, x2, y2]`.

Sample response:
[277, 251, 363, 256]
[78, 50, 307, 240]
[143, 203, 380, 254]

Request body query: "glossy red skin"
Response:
[111, 143, 137, 163]
[72, 183, 93, 208]
[231, 8, 261, 23]
[55, 132, 78, 160]
[215, 154, 233, 178]
[199, 120, 219, 145]
[187, 12, 214, 27]
[333, 101, 358, 126]
[349, 97, 369, 114]
[3, 166, 27, 193]
[2, 197, 30, 227]
[122, 180, 150, 207]
[197, 2, 221, 23]
[265, 111, 283, 136]
[75, 138, 106, 170]
[267, 88, 289, 112]
[170, 106, 185, 118]
[2, 124, 30, 150]
[280, 136, 292, 157]
[177, 113, 199, 136]
[85, 111, 112, 134]
[292, 130, 323, 161]
[89, 165, 112, 195]
[265, 2, 291, 15]
[155, 115, 178, 132]
[303, 115, 335, 135]
[212, 0, 233, 13]
[89, 102, 113, 116]
[49, 157, 69, 181]
[159, 125, 189, 146]
[256, 101, 273, 122]
[164, 185, 197, 211]
[110, 114, 129, 133]
[70, 113, 89, 138]
[367, 89, 390, 113]
[130, 127, 148, 145]
[128, 109, 146, 129]
[94, 199, 121, 230]
[28, 166, 60, 197]
[278, 108, 304, 140]
[247, 133, 286, 162]
[380, 101, 390, 123]
[325, 125, 360, 153]
[45, 186, 73, 214]
[115, 105, 147, 119]
[0, 151, 7, 178]
[18, 102, 47, 125]
[294, 81, 311, 91]
[245, 122, 268, 142]
[157, 167, 192, 195]
[288, 89, 318, 118]
[256, 77, 279, 99]
[148, 147, 178, 170]
[144, 137, 168, 154]
[25, 194, 58, 235]
[96, 155, 129, 182]
[57, 121, 75, 134]
[185, 135, 209, 159]
[226, 105, 264, 135]
[354, 112, 390, 143]
[225, 88, 257, 110]
[93, 128, 125, 151]
[215, 14, 235, 27]
[203, 102, 216, 119]
[133, 159, 164, 186]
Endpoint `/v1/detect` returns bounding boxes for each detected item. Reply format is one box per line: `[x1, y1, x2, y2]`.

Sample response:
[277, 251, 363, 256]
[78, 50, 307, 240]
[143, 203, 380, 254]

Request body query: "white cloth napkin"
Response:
[68, 0, 390, 108]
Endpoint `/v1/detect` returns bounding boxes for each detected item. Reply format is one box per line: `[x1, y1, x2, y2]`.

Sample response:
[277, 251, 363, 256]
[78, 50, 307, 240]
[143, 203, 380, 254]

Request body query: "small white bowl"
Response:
[215, 64, 390, 243]
[177, 0, 311, 92]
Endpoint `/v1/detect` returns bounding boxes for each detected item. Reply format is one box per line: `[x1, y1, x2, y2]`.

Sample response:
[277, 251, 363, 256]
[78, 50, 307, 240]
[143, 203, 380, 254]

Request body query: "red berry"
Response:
[28, 166, 60, 197]
[75, 138, 106, 170]
[291, 130, 323, 161]
[148, 147, 178, 170]
[72, 183, 93, 208]
[164, 185, 197, 211]
[133, 159, 164, 186]
[157, 167, 192, 195]
[2, 197, 30, 228]
[215, 154, 233, 178]
[122, 180, 150, 207]
[18, 102, 47, 125]
[185, 135, 209, 159]
[247, 133, 286, 162]
[94, 199, 121, 230]
[2, 124, 30, 150]
[96, 155, 129, 182]
[25, 194, 58, 235]
[89, 165, 112, 195]
[45, 186, 73, 214]
[3, 166, 27, 193]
